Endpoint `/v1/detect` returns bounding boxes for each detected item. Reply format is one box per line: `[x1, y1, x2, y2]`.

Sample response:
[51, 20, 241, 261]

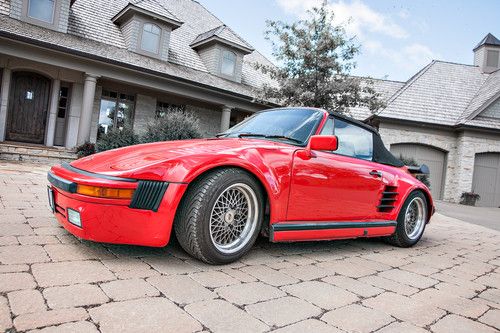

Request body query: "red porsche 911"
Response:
[47, 107, 433, 264]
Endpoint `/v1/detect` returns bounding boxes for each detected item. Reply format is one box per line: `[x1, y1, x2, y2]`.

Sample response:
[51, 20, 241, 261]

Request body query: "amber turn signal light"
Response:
[76, 184, 135, 199]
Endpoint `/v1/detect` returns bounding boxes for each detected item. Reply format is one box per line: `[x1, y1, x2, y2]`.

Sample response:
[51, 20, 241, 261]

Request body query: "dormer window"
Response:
[140, 23, 161, 54]
[221, 50, 237, 76]
[486, 50, 499, 68]
[27, 0, 55, 23]
[112, 2, 182, 61]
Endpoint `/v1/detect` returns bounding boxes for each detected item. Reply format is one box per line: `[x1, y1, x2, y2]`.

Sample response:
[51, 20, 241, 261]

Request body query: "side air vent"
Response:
[377, 185, 398, 212]
[129, 181, 168, 212]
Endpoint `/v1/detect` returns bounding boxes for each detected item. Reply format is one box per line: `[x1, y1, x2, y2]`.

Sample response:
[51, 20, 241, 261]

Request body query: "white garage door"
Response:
[390, 144, 446, 200]
[472, 153, 500, 207]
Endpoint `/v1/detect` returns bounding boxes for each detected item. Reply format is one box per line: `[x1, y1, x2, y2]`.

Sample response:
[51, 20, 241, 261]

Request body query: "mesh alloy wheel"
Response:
[209, 183, 259, 254]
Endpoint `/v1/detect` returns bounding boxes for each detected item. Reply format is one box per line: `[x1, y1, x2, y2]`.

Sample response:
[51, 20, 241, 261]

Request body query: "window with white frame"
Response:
[27, 0, 55, 23]
[220, 50, 237, 76]
[140, 23, 161, 54]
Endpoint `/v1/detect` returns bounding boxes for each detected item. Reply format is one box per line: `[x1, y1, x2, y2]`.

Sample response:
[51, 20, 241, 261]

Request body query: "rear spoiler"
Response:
[407, 164, 430, 175]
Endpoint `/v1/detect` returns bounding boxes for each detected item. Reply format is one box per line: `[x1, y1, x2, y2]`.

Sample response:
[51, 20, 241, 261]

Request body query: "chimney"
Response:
[474, 33, 500, 73]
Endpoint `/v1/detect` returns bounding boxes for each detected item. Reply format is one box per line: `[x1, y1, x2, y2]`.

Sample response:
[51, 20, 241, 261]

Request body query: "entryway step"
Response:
[0, 142, 77, 164]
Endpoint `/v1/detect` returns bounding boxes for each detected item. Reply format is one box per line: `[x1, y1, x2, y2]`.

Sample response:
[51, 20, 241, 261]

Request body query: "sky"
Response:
[198, 0, 499, 82]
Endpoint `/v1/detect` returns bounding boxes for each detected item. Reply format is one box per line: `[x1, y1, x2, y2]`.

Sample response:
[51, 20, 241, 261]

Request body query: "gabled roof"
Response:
[112, 0, 182, 29]
[349, 78, 405, 120]
[191, 25, 254, 54]
[474, 33, 500, 51]
[0, 0, 276, 97]
[375, 61, 489, 127]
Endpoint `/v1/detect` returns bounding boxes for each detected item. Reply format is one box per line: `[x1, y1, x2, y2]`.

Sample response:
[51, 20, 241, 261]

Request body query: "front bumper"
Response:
[48, 166, 188, 247]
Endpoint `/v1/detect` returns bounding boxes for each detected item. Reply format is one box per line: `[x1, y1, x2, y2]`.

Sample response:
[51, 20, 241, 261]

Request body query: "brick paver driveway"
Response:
[1, 161, 499, 333]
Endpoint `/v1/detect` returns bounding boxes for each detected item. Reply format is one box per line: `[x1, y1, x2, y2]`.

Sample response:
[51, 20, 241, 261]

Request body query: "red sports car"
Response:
[47, 107, 433, 264]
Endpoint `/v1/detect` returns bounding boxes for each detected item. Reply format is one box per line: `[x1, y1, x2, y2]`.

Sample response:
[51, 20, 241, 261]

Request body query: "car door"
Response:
[287, 117, 385, 222]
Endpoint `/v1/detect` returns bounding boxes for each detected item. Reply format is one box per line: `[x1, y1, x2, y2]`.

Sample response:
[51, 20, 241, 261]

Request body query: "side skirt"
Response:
[270, 221, 397, 242]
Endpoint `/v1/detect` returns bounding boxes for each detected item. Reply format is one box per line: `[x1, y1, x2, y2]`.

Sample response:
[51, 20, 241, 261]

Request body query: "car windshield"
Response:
[219, 108, 324, 145]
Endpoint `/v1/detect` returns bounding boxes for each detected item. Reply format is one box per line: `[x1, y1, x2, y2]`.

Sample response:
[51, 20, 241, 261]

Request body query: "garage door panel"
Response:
[391, 144, 446, 200]
[473, 153, 500, 207]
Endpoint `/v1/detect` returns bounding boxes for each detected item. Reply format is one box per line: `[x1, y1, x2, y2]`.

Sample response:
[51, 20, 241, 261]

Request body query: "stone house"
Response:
[352, 33, 500, 207]
[0, 0, 274, 158]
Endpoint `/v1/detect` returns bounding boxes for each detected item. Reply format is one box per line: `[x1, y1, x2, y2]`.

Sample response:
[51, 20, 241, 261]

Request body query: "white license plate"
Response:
[47, 186, 55, 213]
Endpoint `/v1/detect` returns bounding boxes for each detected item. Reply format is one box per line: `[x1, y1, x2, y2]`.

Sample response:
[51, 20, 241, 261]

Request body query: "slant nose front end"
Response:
[47, 163, 188, 247]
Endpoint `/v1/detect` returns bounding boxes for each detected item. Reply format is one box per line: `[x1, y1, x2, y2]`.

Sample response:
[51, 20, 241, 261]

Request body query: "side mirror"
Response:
[305, 135, 338, 157]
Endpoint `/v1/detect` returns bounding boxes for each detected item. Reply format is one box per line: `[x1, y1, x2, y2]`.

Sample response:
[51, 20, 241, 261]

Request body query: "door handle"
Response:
[370, 170, 383, 177]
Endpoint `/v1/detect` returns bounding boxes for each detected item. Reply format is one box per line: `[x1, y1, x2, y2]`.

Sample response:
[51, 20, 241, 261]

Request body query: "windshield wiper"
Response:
[237, 133, 302, 144]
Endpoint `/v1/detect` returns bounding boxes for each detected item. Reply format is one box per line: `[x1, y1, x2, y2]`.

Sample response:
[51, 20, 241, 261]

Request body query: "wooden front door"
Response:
[6, 72, 51, 144]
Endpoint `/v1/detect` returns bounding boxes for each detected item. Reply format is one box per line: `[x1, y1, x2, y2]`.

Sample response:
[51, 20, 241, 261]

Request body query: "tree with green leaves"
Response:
[258, 1, 384, 114]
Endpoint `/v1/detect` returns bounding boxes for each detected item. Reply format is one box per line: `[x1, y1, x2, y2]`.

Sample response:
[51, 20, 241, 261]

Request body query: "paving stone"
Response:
[216, 281, 286, 305]
[240, 249, 284, 265]
[34, 227, 66, 236]
[362, 292, 446, 327]
[478, 288, 500, 307]
[377, 322, 429, 333]
[28, 321, 99, 333]
[221, 268, 257, 283]
[0, 296, 12, 332]
[434, 282, 478, 298]
[0, 245, 49, 264]
[100, 258, 158, 279]
[18, 235, 60, 245]
[0, 236, 18, 246]
[317, 259, 377, 278]
[43, 284, 109, 309]
[8, 289, 46, 315]
[411, 288, 489, 318]
[322, 304, 394, 333]
[147, 275, 215, 305]
[43, 244, 106, 261]
[283, 255, 316, 266]
[13, 308, 89, 331]
[378, 269, 439, 289]
[282, 281, 359, 310]
[185, 299, 268, 333]
[475, 273, 500, 289]
[431, 272, 486, 291]
[0, 272, 36, 292]
[322, 275, 383, 298]
[143, 256, 201, 275]
[100, 279, 160, 301]
[345, 256, 393, 272]
[26, 217, 58, 228]
[89, 297, 202, 333]
[400, 262, 440, 276]
[0, 263, 29, 273]
[265, 260, 297, 270]
[431, 314, 497, 333]
[240, 265, 299, 286]
[279, 264, 328, 281]
[32, 261, 116, 287]
[479, 309, 500, 329]
[246, 296, 321, 327]
[271, 319, 343, 333]
[359, 275, 419, 296]
[190, 270, 239, 288]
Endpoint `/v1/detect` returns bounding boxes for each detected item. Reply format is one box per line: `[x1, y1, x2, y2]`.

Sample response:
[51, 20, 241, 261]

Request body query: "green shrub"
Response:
[75, 141, 96, 158]
[96, 126, 139, 152]
[141, 108, 202, 143]
[398, 155, 431, 188]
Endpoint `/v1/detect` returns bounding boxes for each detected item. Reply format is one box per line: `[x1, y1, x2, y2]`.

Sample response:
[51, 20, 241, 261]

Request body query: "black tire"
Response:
[174, 168, 264, 264]
[384, 191, 428, 247]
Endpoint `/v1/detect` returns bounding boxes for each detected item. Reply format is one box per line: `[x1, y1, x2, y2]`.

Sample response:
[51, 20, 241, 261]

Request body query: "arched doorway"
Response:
[6, 72, 51, 144]
[472, 153, 500, 207]
[391, 143, 447, 199]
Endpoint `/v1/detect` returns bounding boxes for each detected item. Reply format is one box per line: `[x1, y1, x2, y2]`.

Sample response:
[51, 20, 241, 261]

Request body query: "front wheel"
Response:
[384, 191, 428, 247]
[174, 168, 264, 264]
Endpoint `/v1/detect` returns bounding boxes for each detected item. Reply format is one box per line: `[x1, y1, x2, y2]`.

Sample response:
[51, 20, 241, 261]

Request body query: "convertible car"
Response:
[47, 107, 433, 264]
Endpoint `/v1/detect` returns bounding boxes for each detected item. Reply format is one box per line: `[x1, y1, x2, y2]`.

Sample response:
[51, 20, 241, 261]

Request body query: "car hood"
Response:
[70, 138, 294, 180]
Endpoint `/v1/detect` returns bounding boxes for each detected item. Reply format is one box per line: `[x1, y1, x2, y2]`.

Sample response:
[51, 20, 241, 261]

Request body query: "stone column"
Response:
[0, 68, 12, 141]
[220, 105, 232, 132]
[77, 74, 98, 145]
[45, 79, 61, 146]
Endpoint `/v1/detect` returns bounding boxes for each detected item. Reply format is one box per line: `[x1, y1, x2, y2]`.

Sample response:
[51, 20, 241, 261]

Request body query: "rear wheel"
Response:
[174, 168, 264, 264]
[385, 191, 428, 247]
